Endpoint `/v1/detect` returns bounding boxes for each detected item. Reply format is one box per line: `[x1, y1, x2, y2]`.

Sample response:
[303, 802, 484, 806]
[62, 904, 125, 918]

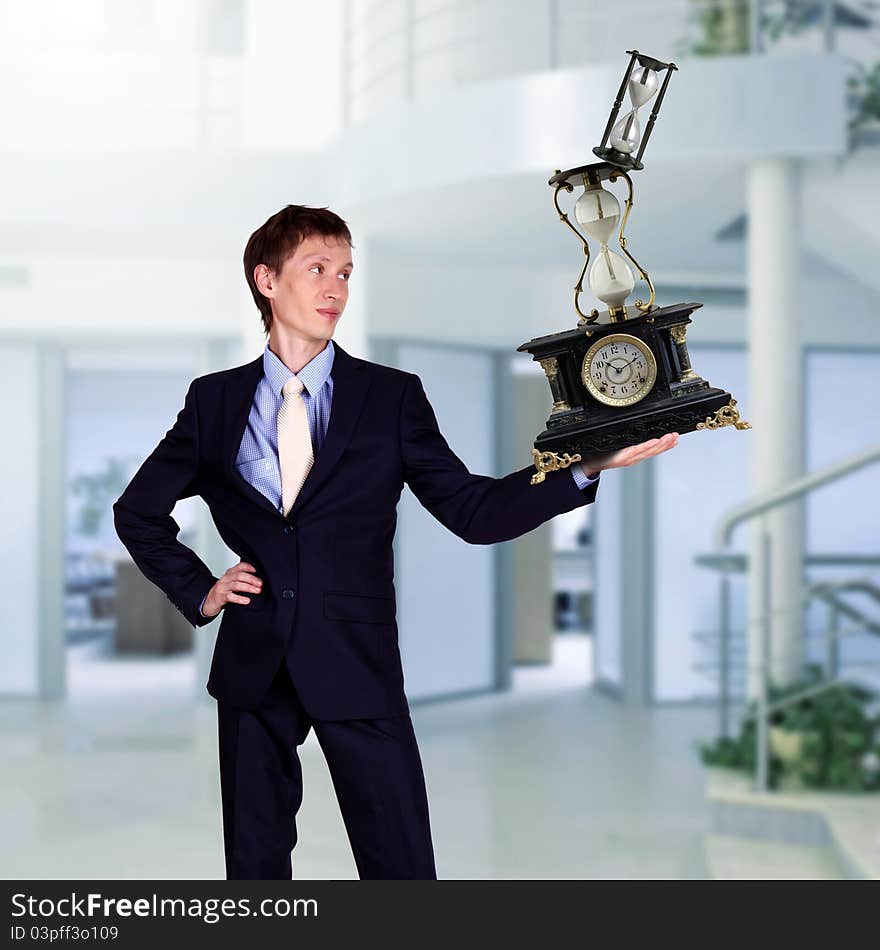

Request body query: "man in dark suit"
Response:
[113, 205, 679, 880]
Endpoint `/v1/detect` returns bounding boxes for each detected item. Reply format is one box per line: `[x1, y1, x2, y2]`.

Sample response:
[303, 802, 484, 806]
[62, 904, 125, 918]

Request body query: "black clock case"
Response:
[517, 302, 733, 458]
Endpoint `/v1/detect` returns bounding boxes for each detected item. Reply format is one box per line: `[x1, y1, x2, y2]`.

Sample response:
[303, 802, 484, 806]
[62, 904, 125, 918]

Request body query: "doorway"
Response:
[62, 345, 202, 703]
[509, 356, 597, 696]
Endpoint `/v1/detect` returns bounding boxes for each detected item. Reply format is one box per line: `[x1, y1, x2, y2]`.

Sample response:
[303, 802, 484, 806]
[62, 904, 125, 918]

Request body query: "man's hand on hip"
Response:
[202, 560, 264, 618]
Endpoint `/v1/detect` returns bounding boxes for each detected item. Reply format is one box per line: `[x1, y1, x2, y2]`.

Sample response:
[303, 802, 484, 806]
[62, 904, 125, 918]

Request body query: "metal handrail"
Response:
[809, 578, 880, 604]
[694, 580, 880, 659]
[706, 443, 880, 791]
[810, 588, 880, 637]
[694, 576, 880, 639]
[741, 677, 860, 720]
[710, 579, 880, 784]
[715, 444, 880, 548]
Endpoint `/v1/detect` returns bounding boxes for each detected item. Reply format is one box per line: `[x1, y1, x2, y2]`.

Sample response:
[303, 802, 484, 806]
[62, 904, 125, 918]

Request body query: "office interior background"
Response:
[1, 0, 878, 879]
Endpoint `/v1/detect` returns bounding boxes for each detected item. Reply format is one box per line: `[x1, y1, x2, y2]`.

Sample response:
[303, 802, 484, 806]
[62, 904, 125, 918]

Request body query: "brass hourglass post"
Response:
[551, 173, 597, 324]
[632, 54, 677, 168]
[608, 169, 656, 313]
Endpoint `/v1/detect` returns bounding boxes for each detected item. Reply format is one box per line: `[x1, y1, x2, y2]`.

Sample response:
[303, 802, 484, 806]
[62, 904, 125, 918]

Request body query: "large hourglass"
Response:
[574, 182, 634, 317]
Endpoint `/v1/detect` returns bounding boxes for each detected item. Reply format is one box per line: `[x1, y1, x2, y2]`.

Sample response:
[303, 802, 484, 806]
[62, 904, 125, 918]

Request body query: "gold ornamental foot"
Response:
[695, 397, 752, 432]
[530, 447, 582, 485]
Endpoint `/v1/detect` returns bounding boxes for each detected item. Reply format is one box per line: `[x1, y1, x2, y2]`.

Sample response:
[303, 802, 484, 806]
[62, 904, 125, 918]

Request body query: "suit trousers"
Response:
[216, 658, 437, 879]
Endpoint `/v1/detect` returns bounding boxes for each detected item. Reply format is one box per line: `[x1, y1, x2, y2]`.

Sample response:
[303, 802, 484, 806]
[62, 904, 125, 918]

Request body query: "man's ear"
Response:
[254, 263, 275, 299]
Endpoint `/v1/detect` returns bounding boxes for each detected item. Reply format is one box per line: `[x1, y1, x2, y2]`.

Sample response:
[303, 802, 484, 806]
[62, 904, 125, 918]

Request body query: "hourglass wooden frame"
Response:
[594, 49, 677, 172]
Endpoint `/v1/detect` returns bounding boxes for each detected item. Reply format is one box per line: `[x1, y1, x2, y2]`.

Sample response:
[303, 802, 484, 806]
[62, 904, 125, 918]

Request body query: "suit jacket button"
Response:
[282, 525, 294, 535]
[282, 589, 295, 599]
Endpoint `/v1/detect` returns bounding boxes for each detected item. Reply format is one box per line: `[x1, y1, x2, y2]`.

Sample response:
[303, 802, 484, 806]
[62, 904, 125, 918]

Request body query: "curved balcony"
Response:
[344, 0, 879, 142]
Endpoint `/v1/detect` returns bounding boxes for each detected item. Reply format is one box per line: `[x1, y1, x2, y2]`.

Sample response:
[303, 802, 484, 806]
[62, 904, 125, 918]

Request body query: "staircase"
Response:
[702, 766, 879, 879]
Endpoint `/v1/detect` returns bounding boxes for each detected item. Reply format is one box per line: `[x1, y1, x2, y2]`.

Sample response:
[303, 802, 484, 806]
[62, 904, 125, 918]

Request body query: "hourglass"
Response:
[517, 48, 750, 487]
[548, 50, 676, 323]
[594, 50, 677, 171]
[575, 179, 633, 317]
[551, 163, 655, 323]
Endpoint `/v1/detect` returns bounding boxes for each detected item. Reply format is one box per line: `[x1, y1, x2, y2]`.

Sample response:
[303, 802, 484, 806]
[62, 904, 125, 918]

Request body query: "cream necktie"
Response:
[277, 376, 314, 516]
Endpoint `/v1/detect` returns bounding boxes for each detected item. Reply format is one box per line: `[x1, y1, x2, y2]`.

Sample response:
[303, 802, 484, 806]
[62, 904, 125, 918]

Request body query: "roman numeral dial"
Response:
[581, 332, 657, 407]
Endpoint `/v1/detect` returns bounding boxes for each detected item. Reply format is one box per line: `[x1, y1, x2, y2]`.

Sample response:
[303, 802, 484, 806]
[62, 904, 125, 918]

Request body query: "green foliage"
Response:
[848, 60, 880, 135]
[698, 665, 880, 792]
[759, 3, 813, 44]
[677, 0, 751, 58]
[677, 0, 812, 59]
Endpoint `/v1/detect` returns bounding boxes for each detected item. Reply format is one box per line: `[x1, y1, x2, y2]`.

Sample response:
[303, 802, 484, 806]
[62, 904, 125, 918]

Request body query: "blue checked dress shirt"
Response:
[199, 339, 598, 617]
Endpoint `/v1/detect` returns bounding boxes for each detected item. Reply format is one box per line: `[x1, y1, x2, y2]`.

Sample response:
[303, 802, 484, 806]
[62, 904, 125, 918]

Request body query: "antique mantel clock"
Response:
[518, 50, 750, 485]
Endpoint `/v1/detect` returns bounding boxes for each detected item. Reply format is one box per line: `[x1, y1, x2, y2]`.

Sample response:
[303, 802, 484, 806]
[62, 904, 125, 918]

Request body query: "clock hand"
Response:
[609, 357, 638, 376]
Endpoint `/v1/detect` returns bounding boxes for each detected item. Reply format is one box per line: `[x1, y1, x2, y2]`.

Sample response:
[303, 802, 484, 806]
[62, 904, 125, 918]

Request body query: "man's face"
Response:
[260, 234, 353, 344]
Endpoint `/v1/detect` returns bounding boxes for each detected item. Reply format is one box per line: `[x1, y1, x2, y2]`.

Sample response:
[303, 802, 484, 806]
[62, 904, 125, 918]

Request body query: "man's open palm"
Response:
[580, 431, 679, 477]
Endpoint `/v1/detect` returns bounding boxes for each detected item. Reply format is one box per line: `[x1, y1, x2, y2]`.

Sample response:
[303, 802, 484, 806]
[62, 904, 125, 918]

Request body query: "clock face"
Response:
[581, 333, 657, 407]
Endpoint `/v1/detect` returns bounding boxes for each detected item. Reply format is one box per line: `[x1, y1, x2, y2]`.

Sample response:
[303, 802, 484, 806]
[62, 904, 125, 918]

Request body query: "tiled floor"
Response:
[703, 835, 844, 880]
[1, 635, 715, 879]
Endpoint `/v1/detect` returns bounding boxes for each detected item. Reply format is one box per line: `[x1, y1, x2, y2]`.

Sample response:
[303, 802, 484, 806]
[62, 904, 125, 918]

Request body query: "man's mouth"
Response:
[317, 309, 339, 319]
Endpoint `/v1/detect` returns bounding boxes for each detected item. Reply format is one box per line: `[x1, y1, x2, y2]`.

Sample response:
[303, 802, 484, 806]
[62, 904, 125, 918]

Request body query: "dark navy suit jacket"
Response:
[113, 341, 600, 719]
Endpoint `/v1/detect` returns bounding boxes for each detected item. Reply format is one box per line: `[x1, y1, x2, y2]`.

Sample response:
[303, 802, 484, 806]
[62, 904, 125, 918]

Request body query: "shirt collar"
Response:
[262, 339, 335, 398]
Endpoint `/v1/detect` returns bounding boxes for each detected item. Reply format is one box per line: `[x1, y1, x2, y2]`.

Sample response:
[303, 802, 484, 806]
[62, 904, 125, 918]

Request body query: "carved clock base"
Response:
[518, 302, 752, 486]
[532, 387, 751, 469]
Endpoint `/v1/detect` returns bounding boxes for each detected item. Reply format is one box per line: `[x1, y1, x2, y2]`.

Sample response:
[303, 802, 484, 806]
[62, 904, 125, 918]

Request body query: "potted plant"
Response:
[698, 667, 880, 792]
[848, 59, 880, 148]
[679, 0, 751, 57]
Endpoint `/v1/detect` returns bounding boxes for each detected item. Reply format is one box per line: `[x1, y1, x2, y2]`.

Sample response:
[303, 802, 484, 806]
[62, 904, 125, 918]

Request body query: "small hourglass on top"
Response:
[594, 50, 677, 172]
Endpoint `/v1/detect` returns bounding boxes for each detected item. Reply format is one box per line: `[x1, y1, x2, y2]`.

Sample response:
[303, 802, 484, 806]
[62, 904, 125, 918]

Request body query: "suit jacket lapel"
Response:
[286, 341, 372, 520]
[222, 341, 372, 521]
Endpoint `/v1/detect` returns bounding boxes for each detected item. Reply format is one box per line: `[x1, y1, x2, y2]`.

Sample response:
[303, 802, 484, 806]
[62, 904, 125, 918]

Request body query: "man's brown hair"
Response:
[243, 204, 353, 334]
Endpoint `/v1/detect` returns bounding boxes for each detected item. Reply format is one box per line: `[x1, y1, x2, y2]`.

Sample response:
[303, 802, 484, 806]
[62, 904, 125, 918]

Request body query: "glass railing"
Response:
[694, 442, 880, 790]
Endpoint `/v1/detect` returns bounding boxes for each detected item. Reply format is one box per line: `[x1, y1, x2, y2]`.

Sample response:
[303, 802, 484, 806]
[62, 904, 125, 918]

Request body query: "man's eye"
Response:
[309, 264, 322, 274]
[340, 272, 350, 281]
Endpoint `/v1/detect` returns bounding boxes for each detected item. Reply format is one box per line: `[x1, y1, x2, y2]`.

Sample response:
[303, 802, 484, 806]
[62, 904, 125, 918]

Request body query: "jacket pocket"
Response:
[323, 591, 395, 625]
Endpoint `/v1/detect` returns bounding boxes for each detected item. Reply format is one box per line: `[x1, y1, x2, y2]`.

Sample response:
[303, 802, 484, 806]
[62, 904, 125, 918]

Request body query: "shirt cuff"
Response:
[571, 463, 600, 490]
[198, 593, 208, 618]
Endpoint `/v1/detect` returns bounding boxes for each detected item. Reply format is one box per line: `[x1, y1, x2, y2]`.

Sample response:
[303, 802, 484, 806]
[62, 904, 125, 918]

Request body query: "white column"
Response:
[746, 157, 804, 695]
